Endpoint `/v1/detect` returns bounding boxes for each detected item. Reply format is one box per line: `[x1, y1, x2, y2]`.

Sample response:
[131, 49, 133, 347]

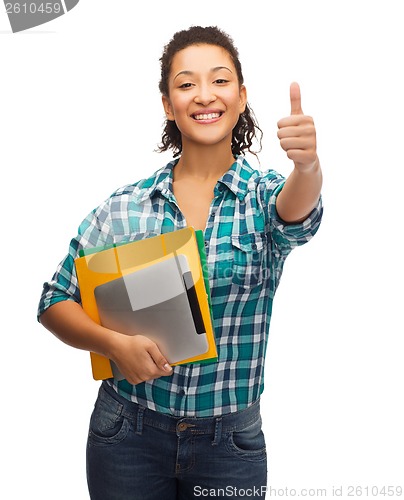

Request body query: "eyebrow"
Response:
[173, 66, 233, 81]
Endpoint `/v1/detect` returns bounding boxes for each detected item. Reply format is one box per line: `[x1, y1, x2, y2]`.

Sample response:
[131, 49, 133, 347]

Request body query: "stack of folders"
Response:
[74, 227, 217, 380]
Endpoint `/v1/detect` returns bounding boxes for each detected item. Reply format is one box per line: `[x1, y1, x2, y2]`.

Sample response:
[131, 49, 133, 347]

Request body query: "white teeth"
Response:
[194, 112, 221, 120]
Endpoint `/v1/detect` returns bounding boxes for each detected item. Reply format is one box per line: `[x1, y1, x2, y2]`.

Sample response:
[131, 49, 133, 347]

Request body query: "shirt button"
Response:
[204, 240, 209, 247]
[251, 243, 257, 250]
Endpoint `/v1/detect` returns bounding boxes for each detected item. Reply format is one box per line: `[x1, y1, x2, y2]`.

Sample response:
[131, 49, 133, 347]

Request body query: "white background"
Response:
[1, 0, 403, 498]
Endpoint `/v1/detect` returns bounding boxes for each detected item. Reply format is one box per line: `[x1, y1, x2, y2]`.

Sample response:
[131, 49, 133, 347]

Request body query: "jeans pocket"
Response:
[88, 387, 130, 446]
[226, 416, 266, 461]
[231, 233, 265, 289]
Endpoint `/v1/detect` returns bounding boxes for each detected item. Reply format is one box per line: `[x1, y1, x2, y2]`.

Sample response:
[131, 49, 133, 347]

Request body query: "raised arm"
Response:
[275, 82, 323, 224]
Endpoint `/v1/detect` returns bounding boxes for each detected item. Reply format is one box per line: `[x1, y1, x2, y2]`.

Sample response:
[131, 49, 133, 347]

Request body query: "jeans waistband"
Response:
[100, 380, 261, 437]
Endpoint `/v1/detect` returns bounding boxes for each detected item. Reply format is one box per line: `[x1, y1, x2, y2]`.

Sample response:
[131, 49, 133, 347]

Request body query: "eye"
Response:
[214, 79, 229, 84]
[178, 82, 193, 89]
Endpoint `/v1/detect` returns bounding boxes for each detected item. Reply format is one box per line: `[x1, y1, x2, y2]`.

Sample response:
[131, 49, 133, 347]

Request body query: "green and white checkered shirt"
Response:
[38, 155, 323, 417]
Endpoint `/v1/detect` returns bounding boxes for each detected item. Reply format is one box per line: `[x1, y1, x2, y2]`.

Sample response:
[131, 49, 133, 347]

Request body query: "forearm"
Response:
[39, 300, 119, 359]
[276, 158, 322, 224]
[39, 300, 173, 383]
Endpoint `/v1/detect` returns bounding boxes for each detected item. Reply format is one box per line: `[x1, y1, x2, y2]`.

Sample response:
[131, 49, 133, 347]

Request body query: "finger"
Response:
[279, 137, 310, 152]
[286, 149, 317, 165]
[277, 124, 315, 142]
[290, 81, 303, 115]
[277, 114, 313, 129]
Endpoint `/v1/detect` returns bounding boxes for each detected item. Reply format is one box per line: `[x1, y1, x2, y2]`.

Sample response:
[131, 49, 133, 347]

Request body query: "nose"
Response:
[194, 85, 217, 106]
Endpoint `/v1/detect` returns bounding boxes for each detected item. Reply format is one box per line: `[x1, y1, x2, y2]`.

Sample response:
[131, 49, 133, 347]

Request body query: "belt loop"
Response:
[136, 406, 145, 436]
[212, 417, 222, 446]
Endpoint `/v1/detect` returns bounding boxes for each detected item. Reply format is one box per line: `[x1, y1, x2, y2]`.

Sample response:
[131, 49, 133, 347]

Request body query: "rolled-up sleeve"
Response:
[259, 170, 323, 256]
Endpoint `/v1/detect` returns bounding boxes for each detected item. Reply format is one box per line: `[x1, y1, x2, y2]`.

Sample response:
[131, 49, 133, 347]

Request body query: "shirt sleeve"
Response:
[37, 201, 114, 321]
[259, 169, 323, 257]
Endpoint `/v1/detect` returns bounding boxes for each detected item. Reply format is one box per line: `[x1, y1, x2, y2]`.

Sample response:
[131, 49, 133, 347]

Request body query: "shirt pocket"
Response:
[231, 233, 266, 289]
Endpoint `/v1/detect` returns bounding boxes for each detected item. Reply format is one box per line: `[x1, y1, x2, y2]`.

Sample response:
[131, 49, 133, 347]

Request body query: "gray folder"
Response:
[94, 254, 209, 380]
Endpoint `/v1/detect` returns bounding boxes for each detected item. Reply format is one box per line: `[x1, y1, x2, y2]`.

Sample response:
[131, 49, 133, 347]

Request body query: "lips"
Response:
[191, 110, 223, 122]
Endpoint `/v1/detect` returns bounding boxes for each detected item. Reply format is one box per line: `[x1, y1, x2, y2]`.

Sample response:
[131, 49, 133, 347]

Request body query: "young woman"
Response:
[38, 26, 323, 500]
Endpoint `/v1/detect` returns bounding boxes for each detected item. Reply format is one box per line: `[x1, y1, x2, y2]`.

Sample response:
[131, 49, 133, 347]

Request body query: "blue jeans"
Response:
[86, 381, 267, 499]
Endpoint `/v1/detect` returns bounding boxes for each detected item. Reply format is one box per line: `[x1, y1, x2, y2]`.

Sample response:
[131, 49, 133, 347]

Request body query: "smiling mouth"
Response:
[192, 112, 223, 121]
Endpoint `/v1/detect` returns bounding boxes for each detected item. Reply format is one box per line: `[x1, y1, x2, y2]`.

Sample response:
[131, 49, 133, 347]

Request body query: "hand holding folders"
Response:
[74, 227, 217, 381]
[105, 333, 175, 386]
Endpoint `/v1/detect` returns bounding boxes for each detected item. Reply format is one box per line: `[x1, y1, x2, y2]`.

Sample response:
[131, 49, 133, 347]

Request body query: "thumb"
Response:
[148, 342, 173, 373]
[290, 81, 303, 115]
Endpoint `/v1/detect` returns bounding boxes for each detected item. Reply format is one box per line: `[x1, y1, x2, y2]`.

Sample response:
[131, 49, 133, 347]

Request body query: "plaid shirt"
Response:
[38, 155, 323, 417]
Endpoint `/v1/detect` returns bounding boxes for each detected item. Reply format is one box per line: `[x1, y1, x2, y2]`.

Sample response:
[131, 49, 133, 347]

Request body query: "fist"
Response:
[277, 82, 318, 171]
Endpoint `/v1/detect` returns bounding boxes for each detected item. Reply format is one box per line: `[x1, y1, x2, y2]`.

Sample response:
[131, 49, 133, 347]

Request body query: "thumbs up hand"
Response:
[277, 82, 318, 172]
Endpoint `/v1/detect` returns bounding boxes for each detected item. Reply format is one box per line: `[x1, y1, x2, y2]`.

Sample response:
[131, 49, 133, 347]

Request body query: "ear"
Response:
[239, 85, 247, 114]
[162, 95, 175, 121]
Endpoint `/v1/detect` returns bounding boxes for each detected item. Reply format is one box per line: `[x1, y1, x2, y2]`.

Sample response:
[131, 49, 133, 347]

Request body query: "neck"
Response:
[174, 141, 235, 182]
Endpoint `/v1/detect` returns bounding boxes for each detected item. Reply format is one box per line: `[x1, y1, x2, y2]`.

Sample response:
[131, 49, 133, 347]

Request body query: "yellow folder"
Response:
[74, 227, 217, 380]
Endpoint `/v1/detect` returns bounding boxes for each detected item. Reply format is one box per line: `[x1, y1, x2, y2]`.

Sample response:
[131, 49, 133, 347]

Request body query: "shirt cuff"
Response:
[269, 183, 323, 254]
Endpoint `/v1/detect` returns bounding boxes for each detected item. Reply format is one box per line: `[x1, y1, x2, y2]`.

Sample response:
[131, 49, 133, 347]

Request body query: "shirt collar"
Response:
[134, 155, 255, 203]
[134, 159, 177, 204]
[216, 155, 254, 201]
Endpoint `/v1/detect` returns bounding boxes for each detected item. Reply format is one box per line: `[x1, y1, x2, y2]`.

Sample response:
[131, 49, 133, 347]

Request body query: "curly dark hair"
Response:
[157, 26, 262, 158]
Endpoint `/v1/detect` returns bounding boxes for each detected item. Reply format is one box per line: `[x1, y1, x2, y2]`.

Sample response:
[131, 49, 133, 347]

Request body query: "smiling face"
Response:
[162, 44, 247, 153]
